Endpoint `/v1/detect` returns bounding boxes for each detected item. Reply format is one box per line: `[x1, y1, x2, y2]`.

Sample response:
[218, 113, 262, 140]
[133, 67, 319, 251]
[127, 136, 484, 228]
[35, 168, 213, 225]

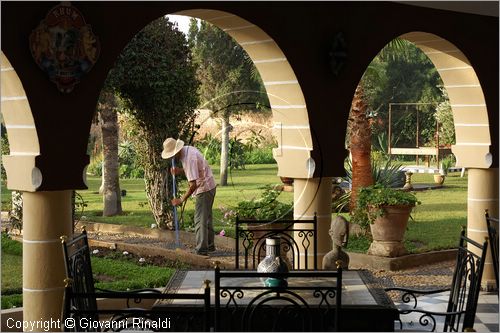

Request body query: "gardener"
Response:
[161, 137, 217, 256]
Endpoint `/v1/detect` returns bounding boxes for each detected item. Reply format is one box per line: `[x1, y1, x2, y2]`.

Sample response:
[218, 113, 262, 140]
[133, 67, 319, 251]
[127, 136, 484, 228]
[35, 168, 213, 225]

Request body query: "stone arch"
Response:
[0, 51, 42, 191]
[174, 9, 315, 179]
[400, 32, 492, 169]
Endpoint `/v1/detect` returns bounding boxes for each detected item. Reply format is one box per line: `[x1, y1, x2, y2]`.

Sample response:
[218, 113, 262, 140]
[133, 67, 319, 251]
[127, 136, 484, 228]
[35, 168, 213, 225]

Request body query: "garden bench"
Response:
[61, 229, 211, 332]
[214, 262, 343, 331]
[234, 214, 318, 270]
[386, 227, 488, 332]
[485, 209, 499, 291]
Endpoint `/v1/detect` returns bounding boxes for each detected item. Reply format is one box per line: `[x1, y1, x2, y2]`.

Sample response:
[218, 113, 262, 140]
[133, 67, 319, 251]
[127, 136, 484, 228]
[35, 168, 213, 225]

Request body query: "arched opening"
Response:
[85, 9, 326, 267]
[401, 32, 492, 168]
[0, 51, 41, 191]
[174, 9, 314, 179]
[345, 32, 497, 288]
[401, 32, 497, 289]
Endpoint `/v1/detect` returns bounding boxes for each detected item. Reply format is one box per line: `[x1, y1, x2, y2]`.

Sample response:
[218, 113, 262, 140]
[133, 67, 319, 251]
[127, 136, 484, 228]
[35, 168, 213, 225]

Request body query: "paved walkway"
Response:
[394, 291, 498, 332]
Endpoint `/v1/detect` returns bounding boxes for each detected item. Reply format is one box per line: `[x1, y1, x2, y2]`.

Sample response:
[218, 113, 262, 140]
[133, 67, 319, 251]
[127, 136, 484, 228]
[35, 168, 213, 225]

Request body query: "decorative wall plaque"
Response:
[29, 2, 100, 93]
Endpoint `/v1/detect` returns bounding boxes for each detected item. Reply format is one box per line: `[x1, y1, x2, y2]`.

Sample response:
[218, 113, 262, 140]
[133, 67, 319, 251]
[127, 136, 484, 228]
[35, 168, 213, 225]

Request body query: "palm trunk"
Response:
[99, 91, 122, 216]
[349, 85, 373, 211]
[219, 114, 230, 186]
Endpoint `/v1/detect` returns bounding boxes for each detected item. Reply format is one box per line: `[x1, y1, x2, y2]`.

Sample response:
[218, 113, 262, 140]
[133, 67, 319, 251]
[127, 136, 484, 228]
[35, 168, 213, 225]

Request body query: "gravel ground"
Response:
[87, 231, 455, 295]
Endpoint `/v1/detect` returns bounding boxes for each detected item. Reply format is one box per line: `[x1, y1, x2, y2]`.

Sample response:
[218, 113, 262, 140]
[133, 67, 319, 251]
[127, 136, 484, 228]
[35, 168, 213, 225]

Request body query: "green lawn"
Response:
[0, 234, 176, 309]
[2, 164, 467, 250]
[78, 164, 467, 252]
[77, 164, 293, 237]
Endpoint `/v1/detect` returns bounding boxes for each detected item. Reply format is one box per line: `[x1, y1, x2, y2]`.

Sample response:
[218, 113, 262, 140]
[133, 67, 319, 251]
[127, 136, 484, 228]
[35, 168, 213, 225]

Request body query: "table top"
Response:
[159, 269, 394, 308]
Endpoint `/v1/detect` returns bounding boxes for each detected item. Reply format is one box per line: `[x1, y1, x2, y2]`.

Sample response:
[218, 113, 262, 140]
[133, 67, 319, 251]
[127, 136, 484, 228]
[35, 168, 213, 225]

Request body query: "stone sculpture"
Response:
[322, 215, 350, 269]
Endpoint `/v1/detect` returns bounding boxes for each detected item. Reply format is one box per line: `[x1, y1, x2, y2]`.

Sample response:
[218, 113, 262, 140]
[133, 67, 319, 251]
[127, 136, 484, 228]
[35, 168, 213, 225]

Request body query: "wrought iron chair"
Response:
[235, 214, 317, 270]
[61, 230, 211, 332]
[485, 209, 499, 290]
[214, 262, 343, 331]
[385, 228, 488, 332]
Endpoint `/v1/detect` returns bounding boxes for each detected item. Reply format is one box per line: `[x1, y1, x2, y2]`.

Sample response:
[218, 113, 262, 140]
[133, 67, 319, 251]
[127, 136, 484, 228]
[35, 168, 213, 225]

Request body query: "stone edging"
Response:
[347, 249, 457, 271]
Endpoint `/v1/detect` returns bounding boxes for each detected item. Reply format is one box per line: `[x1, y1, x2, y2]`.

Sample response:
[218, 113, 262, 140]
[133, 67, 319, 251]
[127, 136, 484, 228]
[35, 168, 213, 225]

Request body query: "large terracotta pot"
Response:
[367, 205, 413, 257]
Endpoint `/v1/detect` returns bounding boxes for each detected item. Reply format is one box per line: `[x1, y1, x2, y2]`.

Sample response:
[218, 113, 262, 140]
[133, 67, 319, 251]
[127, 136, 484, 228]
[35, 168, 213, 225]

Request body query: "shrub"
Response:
[235, 186, 293, 221]
[333, 157, 405, 213]
[118, 140, 144, 179]
[1, 233, 22, 255]
[87, 153, 103, 176]
[245, 145, 275, 164]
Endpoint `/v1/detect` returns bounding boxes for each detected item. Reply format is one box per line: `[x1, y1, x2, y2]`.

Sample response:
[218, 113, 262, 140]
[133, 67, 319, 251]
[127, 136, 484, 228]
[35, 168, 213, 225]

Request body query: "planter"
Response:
[280, 177, 294, 186]
[434, 174, 445, 185]
[367, 205, 413, 257]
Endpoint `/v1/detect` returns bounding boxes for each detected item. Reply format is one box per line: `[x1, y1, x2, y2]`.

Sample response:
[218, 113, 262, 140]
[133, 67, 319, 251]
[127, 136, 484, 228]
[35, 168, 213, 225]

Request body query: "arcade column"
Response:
[467, 168, 499, 290]
[22, 190, 73, 331]
[293, 177, 332, 269]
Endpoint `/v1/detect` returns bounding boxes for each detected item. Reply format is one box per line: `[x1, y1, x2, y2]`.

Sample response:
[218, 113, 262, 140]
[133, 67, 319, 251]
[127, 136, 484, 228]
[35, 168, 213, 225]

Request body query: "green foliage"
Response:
[196, 132, 275, 167]
[235, 186, 293, 221]
[1, 135, 9, 184]
[361, 41, 447, 147]
[189, 20, 268, 115]
[435, 96, 455, 146]
[352, 185, 420, 230]
[439, 155, 455, 175]
[1, 233, 22, 255]
[118, 140, 144, 178]
[106, 16, 199, 227]
[197, 134, 221, 165]
[344, 235, 372, 253]
[245, 145, 275, 164]
[1, 294, 22, 309]
[333, 158, 405, 213]
[87, 153, 103, 177]
[228, 137, 246, 169]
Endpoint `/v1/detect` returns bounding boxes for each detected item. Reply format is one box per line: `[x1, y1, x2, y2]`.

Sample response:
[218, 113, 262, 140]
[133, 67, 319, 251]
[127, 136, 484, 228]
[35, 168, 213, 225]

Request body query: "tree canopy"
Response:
[188, 19, 269, 115]
[106, 16, 200, 228]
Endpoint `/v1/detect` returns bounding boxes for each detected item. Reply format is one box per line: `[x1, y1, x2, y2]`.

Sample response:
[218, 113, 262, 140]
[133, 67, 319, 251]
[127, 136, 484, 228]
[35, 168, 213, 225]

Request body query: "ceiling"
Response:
[395, 1, 499, 17]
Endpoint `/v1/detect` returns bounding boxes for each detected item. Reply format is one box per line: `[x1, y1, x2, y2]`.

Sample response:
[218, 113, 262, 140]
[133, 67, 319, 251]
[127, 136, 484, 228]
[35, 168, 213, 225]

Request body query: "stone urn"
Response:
[257, 237, 289, 287]
[367, 205, 413, 257]
[433, 174, 445, 185]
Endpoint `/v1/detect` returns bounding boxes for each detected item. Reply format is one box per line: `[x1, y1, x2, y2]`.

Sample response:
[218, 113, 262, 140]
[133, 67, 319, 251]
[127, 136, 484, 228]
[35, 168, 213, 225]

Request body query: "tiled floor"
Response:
[396, 291, 499, 332]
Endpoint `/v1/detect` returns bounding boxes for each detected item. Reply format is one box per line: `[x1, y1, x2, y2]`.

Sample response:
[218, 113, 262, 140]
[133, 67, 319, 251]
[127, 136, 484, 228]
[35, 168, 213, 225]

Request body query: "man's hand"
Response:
[171, 198, 182, 206]
[170, 167, 183, 176]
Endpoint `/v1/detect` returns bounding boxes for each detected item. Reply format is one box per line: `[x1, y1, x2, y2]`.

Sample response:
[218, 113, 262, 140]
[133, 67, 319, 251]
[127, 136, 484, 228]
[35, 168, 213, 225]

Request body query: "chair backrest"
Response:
[61, 230, 99, 330]
[235, 215, 318, 270]
[485, 209, 499, 290]
[214, 264, 342, 331]
[444, 228, 488, 331]
[61, 231, 212, 332]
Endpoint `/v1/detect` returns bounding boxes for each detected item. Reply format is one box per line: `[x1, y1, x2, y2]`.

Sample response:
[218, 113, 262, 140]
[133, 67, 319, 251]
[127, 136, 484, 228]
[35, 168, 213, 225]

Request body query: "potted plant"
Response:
[434, 156, 453, 185]
[353, 184, 420, 257]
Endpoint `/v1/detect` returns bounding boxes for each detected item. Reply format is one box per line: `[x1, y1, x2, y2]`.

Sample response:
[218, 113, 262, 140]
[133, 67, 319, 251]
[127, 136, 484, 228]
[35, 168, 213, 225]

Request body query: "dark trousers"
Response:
[194, 187, 216, 253]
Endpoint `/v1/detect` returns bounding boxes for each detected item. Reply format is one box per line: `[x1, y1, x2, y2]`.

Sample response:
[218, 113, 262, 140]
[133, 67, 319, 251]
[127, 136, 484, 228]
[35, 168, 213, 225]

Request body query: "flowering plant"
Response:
[219, 205, 237, 226]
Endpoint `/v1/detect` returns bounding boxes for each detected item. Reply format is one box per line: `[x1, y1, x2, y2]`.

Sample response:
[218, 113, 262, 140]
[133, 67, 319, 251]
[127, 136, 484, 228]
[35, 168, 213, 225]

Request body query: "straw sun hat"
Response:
[161, 138, 184, 159]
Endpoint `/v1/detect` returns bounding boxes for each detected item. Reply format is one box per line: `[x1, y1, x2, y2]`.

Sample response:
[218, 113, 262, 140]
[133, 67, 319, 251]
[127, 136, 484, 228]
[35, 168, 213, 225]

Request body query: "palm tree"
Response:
[348, 39, 413, 212]
[98, 89, 123, 216]
[348, 85, 373, 211]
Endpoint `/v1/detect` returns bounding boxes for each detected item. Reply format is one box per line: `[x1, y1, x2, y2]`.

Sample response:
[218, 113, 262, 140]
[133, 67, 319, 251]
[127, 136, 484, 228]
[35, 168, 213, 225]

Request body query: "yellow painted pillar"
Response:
[467, 168, 499, 290]
[23, 191, 73, 331]
[293, 177, 332, 269]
